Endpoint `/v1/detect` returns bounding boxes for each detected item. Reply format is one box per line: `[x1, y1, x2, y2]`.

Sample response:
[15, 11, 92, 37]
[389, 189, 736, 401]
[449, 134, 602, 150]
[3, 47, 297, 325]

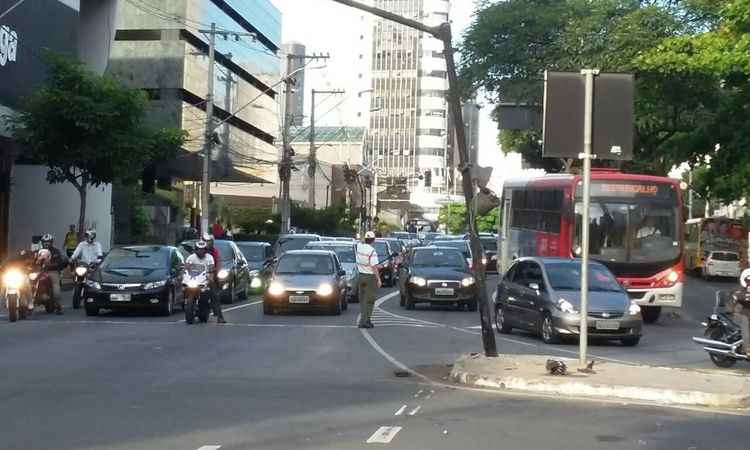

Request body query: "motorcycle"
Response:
[3, 268, 28, 322]
[183, 263, 212, 325]
[692, 290, 748, 368]
[72, 261, 98, 309]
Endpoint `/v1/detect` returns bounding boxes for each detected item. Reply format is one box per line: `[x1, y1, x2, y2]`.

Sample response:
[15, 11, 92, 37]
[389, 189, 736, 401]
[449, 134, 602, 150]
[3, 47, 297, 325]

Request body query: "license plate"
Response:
[434, 288, 454, 296]
[595, 320, 620, 330]
[110, 293, 131, 302]
[289, 295, 309, 304]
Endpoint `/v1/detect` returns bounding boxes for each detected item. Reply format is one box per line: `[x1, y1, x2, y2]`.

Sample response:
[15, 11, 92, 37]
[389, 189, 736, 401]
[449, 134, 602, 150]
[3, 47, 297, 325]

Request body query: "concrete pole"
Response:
[280, 54, 295, 234]
[309, 89, 317, 208]
[201, 22, 216, 236]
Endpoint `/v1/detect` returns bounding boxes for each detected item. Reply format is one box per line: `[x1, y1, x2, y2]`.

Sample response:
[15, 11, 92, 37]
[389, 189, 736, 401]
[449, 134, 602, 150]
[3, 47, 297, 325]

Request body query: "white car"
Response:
[702, 251, 742, 279]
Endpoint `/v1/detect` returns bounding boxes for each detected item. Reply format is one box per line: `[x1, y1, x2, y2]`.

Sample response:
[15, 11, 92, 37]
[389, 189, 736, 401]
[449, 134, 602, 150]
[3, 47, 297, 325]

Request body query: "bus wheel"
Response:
[641, 306, 661, 324]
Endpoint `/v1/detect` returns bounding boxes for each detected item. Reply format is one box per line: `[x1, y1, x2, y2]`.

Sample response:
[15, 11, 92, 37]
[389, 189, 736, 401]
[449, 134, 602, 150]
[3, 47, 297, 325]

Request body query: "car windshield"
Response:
[307, 245, 355, 263]
[277, 237, 317, 254]
[413, 249, 466, 268]
[481, 238, 497, 251]
[545, 263, 623, 292]
[276, 254, 334, 275]
[373, 242, 390, 261]
[214, 241, 235, 264]
[433, 241, 470, 258]
[101, 248, 167, 273]
[237, 244, 266, 261]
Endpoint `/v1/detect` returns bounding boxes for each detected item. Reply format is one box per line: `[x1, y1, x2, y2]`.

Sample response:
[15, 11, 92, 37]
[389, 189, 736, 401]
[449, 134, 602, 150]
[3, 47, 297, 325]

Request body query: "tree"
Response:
[438, 203, 467, 234]
[459, 0, 721, 175]
[10, 54, 186, 239]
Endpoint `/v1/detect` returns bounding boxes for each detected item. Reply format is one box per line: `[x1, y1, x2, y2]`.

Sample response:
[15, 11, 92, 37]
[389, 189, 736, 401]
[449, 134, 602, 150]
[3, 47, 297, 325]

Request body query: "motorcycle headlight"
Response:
[144, 280, 168, 290]
[316, 283, 334, 296]
[75, 266, 87, 277]
[628, 301, 641, 316]
[249, 270, 260, 277]
[268, 281, 285, 296]
[461, 276, 475, 287]
[3, 270, 24, 289]
[85, 279, 101, 290]
[28, 272, 39, 281]
[186, 280, 200, 289]
[410, 276, 427, 287]
[557, 298, 577, 314]
[217, 269, 230, 280]
[250, 277, 263, 288]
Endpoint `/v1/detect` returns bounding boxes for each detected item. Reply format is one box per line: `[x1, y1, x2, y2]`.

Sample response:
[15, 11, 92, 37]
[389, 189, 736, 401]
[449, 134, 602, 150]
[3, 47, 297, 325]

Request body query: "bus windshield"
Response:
[574, 200, 680, 264]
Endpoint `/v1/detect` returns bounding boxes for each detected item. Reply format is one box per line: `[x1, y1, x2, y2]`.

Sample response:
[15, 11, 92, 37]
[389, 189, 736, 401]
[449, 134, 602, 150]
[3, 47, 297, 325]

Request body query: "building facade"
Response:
[280, 42, 306, 127]
[367, 0, 452, 224]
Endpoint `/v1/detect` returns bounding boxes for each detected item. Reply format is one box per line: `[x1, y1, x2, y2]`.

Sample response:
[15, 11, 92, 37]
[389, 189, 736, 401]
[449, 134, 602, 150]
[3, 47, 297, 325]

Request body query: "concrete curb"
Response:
[450, 354, 750, 410]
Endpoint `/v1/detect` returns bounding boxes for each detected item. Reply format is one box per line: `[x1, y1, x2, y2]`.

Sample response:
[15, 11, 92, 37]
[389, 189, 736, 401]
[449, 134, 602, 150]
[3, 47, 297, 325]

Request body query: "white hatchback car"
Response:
[702, 251, 742, 279]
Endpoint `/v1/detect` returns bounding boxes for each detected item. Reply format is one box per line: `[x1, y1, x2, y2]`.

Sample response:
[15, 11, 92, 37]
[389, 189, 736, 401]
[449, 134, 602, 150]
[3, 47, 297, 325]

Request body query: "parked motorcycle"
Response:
[3, 268, 28, 322]
[692, 290, 748, 368]
[183, 263, 211, 325]
[72, 261, 98, 309]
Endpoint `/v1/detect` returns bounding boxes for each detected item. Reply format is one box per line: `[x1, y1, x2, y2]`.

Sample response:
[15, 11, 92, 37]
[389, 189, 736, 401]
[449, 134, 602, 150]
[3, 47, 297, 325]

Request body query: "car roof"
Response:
[234, 241, 270, 247]
[413, 246, 463, 253]
[283, 249, 335, 256]
[306, 242, 354, 248]
[120, 245, 172, 252]
[515, 256, 606, 267]
[278, 234, 320, 239]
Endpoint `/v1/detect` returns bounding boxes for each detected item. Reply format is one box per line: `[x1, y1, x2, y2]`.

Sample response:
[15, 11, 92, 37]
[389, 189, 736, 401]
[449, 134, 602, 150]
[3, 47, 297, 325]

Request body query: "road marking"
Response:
[394, 405, 407, 416]
[366, 426, 402, 444]
[359, 327, 428, 381]
[414, 389, 424, 398]
[408, 405, 421, 416]
[355, 291, 399, 325]
[224, 323, 357, 329]
[223, 300, 263, 312]
[196, 446, 221, 450]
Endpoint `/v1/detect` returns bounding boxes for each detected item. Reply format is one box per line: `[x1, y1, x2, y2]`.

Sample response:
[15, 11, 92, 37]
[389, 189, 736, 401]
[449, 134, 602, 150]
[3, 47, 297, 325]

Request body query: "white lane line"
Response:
[196, 445, 221, 450]
[223, 300, 263, 312]
[394, 405, 407, 416]
[355, 291, 399, 325]
[408, 405, 421, 416]
[415, 389, 424, 398]
[224, 323, 357, 329]
[360, 327, 429, 381]
[366, 426, 402, 444]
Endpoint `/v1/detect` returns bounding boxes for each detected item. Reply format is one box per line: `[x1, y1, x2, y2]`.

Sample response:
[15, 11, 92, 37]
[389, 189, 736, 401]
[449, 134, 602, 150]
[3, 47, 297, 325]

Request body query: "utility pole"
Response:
[309, 89, 345, 208]
[198, 23, 256, 235]
[280, 53, 331, 233]
[329, 0, 498, 357]
[220, 53, 235, 178]
[688, 169, 693, 220]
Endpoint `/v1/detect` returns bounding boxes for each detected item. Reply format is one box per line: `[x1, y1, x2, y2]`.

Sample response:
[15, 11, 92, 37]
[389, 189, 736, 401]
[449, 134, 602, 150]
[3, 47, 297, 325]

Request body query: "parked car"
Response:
[263, 250, 348, 315]
[179, 239, 250, 303]
[304, 241, 359, 301]
[397, 246, 478, 311]
[494, 257, 642, 346]
[373, 239, 397, 287]
[83, 245, 185, 316]
[234, 241, 274, 293]
[702, 251, 742, 279]
[274, 234, 321, 257]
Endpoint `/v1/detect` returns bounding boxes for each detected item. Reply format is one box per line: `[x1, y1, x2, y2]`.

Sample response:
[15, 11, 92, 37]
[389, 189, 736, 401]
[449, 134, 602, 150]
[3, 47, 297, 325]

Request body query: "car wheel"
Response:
[641, 306, 661, 324]
[620, 336, 640, 347]
[495, 305, 512, 334]
[540, 313, 559, 344]
[159, 289, 174, 316]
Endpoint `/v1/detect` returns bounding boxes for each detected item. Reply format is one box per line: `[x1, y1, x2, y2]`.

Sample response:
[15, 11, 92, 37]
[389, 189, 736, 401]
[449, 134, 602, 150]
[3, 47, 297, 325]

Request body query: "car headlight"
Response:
[85, 279, 101, 290]
[317, 283, 334, 296]
[628, 301, 641, 316]
[28, 272, 38, 281]
[410, 276, 427, 287]
[557, 298, 577, 314]
[461, 276, 475, 287]
[186, 280, 200, 289]
[144, 280, 168, 290]
[75, 266, 87, 277]
[482, 257, 488, 265]
[268, 281, 285, 296]
[217, 269, 230, 280]
[3, 270, 24, 289]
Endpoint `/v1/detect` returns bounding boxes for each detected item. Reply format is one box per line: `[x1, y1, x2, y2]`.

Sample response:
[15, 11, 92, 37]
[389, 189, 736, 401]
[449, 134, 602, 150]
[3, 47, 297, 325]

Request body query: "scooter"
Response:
[692, 290, 748, 368]
[3, 268, 28, 322]
[183, 263, 212, 325]
[72, 261, 99, 309]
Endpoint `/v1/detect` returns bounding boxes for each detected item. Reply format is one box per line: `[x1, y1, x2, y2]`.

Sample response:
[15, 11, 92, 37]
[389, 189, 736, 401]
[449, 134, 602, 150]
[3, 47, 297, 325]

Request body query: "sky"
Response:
[269, 0, 512, 192]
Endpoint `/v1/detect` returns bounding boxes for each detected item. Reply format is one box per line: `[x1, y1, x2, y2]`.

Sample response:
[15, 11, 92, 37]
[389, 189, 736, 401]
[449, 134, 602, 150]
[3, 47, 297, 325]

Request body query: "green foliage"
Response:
[438, 203, 498, 234]
[376, 221, 401, 237]
[10, 53, 186, 235]
[232, 207, 278, 235]
[477, 208, 500, 233]
[289, 203, 357, 236]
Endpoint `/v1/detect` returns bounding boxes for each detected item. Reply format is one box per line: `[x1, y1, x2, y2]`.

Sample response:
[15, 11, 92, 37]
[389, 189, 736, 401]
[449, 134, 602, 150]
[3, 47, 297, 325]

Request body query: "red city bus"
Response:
[502, 169, 684, 323]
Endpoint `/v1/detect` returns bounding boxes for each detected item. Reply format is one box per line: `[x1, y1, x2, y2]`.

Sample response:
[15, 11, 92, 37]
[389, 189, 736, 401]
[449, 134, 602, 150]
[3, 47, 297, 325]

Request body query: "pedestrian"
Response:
[356, 231, 381, 329]
[212, 219, 225, 239]
[63, 224, 78, 258]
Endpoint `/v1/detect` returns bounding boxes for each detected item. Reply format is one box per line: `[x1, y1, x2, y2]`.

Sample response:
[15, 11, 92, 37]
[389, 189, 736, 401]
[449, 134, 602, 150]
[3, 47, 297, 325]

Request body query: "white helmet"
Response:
[85, 229, 97, 242]
[364, 231, 376, 239]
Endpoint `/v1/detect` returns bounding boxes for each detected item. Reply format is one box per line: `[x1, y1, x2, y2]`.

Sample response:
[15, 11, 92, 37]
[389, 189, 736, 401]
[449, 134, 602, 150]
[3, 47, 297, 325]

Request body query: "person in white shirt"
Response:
[71, 230, 103, 265]
[636, 216, 661, 239]
[185, 240, 225, 324]
[356, 231, 381, 329]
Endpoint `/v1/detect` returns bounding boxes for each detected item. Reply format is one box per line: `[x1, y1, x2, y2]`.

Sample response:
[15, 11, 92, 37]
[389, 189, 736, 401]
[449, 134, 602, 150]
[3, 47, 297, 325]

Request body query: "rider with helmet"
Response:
[71, 229, 103, 266]
[733, 270, 750, 354]
[185, 240, 215, 269]
[37, 234, 68, 314]
[201, 234, 226, 324]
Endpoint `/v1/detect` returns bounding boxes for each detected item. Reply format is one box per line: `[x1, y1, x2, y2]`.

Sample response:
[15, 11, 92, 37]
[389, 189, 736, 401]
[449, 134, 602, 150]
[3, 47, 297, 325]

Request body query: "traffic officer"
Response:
[356, 231, 381, 329]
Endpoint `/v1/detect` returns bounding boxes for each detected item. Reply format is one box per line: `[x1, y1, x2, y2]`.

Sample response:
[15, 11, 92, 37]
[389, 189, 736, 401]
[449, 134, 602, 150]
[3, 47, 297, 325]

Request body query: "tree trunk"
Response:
[77, 185, 87, 241]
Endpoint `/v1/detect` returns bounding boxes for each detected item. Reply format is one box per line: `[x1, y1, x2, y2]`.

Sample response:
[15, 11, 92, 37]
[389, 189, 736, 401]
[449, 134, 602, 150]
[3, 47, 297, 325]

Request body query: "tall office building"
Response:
[281, 42, 306, 127]
[367, 0, 451, 223]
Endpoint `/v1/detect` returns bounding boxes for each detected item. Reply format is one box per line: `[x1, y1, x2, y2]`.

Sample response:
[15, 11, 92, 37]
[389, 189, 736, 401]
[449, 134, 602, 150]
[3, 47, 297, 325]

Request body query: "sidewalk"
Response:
[450, 353, 750, 410]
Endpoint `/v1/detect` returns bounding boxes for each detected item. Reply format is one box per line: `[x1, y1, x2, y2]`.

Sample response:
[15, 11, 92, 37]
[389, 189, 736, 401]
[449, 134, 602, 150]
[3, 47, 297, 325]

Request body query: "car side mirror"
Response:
[528, 282, 540, 291]
[338, 269, 346, 276]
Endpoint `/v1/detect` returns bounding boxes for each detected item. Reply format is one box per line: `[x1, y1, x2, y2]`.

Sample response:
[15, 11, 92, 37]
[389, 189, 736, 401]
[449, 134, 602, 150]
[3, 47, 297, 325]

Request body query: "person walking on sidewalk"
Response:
[356, 231, 381, 329]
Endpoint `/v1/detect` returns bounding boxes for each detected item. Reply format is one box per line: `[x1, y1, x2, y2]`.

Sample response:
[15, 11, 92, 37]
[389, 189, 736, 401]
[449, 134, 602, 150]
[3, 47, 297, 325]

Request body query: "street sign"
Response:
[542, 71, 634, 161]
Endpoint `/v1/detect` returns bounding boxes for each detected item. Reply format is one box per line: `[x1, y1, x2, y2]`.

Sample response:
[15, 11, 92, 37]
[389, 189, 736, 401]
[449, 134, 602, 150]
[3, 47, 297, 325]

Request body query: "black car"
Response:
[235, 241, 274, 293]
[472, 234, 498, 272]
[83, 245, 185, 316]
[264, 250, 348, 315]
[179, 239, 250, 303]
[372, 239, 397, 287]
[274, 234, 321, 257]
[397, 246, 478, 311]
[429, 239, 485, 270]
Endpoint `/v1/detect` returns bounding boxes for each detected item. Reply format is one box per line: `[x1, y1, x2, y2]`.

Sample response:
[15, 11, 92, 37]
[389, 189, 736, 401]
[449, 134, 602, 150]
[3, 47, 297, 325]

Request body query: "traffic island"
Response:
[450, 353, 750, 410]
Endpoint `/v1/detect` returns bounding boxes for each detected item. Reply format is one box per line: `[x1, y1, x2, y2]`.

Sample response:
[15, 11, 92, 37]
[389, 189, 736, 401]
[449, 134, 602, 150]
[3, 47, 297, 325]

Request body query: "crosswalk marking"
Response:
[369, 307, 444, 328]
[366, 426, 402, 444]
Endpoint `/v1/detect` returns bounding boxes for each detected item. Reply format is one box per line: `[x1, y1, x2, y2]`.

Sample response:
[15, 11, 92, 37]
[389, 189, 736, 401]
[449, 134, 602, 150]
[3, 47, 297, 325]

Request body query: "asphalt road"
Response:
[0, 274, 746, 450]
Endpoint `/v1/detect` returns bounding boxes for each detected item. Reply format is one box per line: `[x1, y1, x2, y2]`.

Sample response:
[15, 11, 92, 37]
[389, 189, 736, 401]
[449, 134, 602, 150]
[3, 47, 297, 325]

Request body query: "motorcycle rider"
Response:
[71, 229, 103, 266]
[185, 240, 215, 271]
[733, 271, 750, 354]
[37, 234, 68, 314]
[202, 234, 226, 324]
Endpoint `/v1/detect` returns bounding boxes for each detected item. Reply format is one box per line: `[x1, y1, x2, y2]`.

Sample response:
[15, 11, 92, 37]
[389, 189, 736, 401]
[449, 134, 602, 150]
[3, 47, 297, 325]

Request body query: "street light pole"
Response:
[201, 22, 217, 236]
[328, 0, 498, 357]
[309, 89, 345, 208]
